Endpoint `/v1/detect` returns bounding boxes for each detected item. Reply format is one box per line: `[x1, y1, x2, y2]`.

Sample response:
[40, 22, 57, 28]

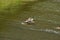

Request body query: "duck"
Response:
[21, 17, 35, 25]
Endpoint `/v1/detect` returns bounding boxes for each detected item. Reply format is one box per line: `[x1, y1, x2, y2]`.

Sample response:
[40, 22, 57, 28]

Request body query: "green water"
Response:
[0, 0, 60, 40]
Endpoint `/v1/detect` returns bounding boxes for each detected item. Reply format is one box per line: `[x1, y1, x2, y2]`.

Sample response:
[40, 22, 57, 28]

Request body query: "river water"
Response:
[0, 0, 60, 40]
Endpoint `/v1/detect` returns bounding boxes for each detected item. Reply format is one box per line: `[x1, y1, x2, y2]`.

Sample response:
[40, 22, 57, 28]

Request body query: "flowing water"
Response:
[0, 0, 60, 40]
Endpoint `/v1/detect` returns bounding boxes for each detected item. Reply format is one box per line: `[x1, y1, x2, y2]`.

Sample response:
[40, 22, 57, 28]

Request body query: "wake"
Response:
[20, 27, 60, 35]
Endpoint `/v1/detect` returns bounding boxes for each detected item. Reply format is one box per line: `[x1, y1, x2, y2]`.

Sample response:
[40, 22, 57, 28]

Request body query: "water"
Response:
[0, 0, 60, 40]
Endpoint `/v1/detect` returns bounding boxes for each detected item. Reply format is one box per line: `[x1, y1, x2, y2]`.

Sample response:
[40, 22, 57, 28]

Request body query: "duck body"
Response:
[21, 17, 35, 25]
[24, 18, 35, 24]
